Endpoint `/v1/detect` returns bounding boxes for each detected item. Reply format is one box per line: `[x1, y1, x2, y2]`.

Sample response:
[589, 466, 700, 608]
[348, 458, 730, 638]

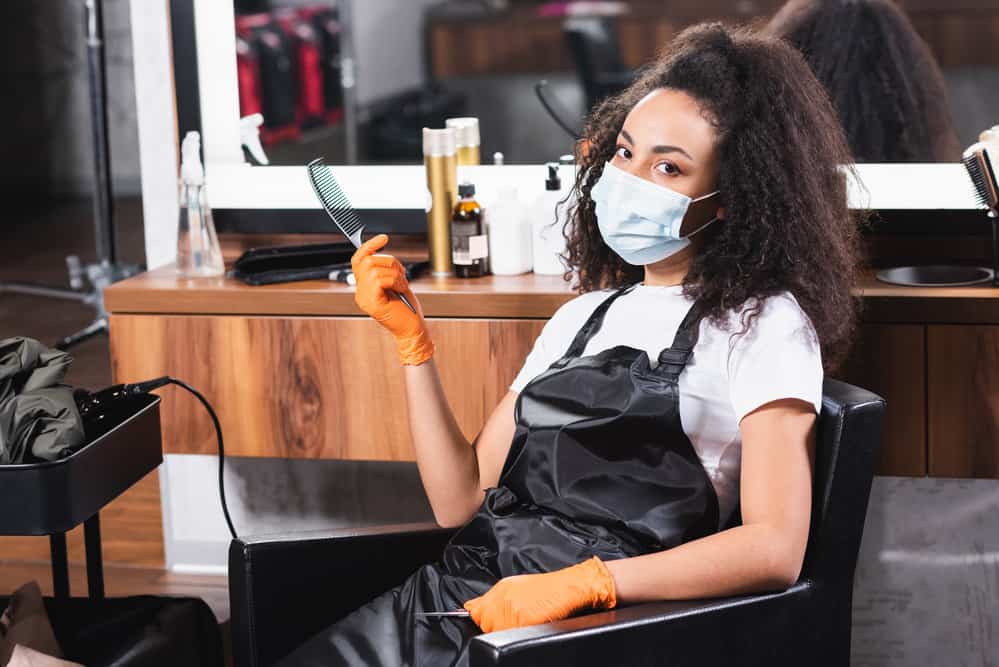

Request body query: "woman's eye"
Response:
[614, 146, 631, 160]
[656, 161, 680, 176]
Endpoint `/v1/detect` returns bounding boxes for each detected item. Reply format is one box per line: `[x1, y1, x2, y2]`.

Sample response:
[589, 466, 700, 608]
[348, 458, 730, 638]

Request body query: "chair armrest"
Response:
[229, 521, 455, 667]
[470, 581, 816, 667]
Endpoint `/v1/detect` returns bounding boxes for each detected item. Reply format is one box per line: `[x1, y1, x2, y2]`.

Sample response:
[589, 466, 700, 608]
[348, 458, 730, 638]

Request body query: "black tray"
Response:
[0, 394, 162, 535]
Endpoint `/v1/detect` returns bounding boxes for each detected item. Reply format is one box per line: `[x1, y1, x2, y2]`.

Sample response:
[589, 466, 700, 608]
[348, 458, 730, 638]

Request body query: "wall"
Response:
[349, 0, 438, 108]
[0, 0, 142, 198]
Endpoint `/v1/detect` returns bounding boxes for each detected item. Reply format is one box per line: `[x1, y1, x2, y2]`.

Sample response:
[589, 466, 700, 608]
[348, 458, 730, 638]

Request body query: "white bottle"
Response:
[487, 184, 532, 275]
[532, 163, 569, 275]
[177, 131, 224, 277]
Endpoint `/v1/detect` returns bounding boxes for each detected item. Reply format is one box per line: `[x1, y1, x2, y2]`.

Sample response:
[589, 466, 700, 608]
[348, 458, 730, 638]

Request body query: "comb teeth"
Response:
[962, 143, 999, 214]
[307, 158, 364, 241]
[964, 155, 988, 207]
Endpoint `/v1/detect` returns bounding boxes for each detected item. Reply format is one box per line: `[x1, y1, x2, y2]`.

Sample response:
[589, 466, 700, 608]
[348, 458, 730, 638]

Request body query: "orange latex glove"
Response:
[351, 234, 434, 366]
[463, 556, 617, 633]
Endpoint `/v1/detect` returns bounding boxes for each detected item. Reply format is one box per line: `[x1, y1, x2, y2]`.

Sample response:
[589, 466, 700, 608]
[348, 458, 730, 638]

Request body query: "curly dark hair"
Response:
[564, 22, 863, 371]
[766, 0, 961, 163]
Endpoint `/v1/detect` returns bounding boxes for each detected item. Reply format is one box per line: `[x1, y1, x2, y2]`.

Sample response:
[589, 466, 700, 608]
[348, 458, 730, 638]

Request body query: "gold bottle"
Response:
[423, 127, 458, 276]
[446, 117, 481, 166]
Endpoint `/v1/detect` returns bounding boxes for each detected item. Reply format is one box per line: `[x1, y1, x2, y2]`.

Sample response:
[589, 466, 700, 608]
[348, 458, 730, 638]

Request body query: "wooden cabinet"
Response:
[927, 325, 999, 478]
[109, 315, 544, 461]
[835, 324, 927, 476]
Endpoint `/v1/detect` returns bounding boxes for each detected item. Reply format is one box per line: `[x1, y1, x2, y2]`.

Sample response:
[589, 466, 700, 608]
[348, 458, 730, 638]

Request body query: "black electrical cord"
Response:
[122, 376, 238, 540]
[534, 80, 582, 140]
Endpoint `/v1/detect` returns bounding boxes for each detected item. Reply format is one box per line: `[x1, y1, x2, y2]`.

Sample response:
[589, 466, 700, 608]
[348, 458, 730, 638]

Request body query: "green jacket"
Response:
[0, 337, 85, 464]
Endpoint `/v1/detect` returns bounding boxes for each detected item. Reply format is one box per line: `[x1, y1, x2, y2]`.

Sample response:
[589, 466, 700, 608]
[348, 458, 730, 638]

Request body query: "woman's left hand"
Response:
[463, 556, 617, 633]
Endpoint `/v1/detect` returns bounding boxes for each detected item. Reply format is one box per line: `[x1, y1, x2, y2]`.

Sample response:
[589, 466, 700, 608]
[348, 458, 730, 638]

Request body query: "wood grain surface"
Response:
[104, 268, 579, 319]
[835, 325, 927, 476]
[105, 267, 999, 323]
[110, 315, 544, 460]
[927, 325, 999, 478]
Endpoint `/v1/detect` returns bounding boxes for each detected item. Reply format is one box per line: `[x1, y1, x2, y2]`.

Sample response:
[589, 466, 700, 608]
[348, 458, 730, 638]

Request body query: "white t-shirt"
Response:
[509, 284, 823, 529]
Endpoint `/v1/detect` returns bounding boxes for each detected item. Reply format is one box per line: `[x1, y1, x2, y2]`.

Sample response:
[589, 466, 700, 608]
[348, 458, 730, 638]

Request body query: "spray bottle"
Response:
[240, 113, 270, 165]
[177, 131, 224, 277]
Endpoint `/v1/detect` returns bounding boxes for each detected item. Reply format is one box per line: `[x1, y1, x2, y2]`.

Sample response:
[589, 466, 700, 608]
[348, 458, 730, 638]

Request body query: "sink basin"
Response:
[875, 265, 995, 287]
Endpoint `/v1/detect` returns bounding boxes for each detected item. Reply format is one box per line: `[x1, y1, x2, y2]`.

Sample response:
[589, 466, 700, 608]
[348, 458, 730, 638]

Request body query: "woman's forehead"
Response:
[622, 89, 717, 161]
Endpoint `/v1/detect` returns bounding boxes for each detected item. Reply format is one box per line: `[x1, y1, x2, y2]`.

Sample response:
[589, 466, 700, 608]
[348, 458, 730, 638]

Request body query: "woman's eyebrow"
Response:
[620, 130, 694, 161]
[652, 144, 693, 161]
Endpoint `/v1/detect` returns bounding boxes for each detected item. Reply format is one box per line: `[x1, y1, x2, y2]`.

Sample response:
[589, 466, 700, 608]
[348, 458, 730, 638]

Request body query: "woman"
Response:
[281, 22, 861, 666]
[766, 0, 962, 163]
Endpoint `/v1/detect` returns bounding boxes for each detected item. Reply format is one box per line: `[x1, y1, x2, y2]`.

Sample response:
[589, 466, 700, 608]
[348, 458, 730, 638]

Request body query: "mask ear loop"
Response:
[681, 191, 723, 239]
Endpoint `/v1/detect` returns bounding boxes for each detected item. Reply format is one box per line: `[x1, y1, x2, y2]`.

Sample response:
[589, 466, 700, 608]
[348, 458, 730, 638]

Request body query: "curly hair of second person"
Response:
[564, 23, 863, 371]
[766, 0, 961, 163]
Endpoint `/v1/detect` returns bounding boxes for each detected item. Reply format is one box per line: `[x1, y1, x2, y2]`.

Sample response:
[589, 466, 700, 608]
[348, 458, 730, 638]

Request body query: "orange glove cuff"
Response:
[577, 556, 617, 611]
[396, 327, 435, 366]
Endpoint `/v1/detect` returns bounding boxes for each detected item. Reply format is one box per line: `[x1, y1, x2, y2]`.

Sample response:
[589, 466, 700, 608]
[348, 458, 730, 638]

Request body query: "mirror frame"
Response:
[179, 0, 983, 219]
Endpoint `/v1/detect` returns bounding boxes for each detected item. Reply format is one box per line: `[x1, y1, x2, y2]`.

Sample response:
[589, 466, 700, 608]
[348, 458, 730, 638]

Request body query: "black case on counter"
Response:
[231, 241, 355, 285]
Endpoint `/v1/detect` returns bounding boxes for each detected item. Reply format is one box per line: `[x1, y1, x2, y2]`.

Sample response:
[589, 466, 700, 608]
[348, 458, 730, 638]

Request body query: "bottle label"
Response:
[452, 223, 488, 265]
[468, 235, 489, 260]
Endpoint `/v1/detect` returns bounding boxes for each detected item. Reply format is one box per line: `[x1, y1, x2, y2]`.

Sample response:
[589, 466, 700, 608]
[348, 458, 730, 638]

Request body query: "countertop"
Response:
[104, 267, 999, 323]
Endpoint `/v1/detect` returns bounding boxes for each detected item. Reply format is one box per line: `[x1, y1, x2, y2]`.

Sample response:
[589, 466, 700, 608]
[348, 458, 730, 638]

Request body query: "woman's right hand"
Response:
[352, 234, 434, 365]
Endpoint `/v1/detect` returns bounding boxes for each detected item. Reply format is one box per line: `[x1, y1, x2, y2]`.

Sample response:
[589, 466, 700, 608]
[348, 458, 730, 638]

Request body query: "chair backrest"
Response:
[562, 17, 627, 108]
[803, 378, 885, 588]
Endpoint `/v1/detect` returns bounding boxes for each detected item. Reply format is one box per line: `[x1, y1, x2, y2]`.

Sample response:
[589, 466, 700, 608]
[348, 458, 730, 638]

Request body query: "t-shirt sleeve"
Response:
[509, 293, 602, 394]
[726, 295, 824, 422]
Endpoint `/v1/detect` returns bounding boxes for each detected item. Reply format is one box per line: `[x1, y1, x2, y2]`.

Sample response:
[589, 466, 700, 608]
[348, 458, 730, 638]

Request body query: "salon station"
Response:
[1, 1, 998, 665]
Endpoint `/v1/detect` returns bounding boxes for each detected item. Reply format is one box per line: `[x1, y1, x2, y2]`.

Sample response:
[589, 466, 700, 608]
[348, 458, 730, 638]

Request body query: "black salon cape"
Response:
[280, 285, 721, 666]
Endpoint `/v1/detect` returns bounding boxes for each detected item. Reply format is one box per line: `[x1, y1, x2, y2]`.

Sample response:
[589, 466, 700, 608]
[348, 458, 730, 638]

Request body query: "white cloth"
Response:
[510, 284, 823, 528]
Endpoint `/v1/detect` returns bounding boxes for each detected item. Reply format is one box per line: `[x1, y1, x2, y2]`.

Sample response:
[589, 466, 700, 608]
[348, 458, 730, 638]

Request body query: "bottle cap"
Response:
[445, 117, 481, 148]
[558, 154, 575, 165]
[493, 151, 505, 166]
[459, 182, 476, 198]
[545, 162, 561, 191]
[423, 127, 457, 157]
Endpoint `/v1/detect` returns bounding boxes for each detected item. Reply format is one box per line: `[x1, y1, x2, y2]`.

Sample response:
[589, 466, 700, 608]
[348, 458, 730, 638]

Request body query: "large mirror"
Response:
[223, 0, 999, 168]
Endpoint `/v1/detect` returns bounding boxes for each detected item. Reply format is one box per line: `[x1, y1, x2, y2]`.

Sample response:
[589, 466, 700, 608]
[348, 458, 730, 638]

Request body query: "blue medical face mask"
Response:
[591, 161, 721, 266]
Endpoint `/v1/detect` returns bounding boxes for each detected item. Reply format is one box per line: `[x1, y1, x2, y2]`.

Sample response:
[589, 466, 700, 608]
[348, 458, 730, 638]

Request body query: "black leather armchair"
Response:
[229, 378, 884, 666]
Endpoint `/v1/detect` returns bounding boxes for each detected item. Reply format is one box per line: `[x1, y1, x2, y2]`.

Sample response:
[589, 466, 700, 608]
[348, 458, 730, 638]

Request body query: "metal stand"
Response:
[47, 513, 106, 600]
[84, 514, 105, 599]
[0, 0, 140, 351]
[49, 533, 70, 599]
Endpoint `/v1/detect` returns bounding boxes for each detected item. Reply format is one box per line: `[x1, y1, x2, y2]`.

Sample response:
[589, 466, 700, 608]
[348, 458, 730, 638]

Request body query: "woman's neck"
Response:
[642, 245, 695, 286]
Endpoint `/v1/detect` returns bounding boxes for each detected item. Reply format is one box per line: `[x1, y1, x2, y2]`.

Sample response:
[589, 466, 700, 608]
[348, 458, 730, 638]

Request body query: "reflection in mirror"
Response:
[230, 0, 999, 167]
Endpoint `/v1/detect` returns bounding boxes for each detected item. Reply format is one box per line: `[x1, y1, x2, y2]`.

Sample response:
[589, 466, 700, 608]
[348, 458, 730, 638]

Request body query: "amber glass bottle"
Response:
[450, 182, 488, 278]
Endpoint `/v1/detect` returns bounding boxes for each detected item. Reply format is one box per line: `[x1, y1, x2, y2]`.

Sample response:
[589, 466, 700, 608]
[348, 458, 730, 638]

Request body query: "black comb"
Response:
[307, 157, 366, 245]
[306, 158, 417, 312]
[962, 142, 999, 217]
